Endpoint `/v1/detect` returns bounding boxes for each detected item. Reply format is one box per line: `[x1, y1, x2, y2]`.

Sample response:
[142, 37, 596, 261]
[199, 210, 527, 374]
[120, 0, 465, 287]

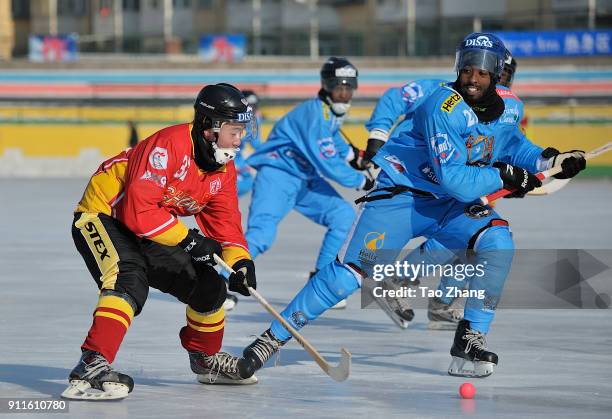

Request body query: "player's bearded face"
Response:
[458, 66, 491, 102]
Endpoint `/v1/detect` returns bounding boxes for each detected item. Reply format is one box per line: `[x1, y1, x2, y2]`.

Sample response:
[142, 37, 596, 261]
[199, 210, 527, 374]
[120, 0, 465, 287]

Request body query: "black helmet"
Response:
[241, 89, 260, 109]
[194, 83, 253, 132]
[320, 56, 358, 93]
[500, 50, 517, 88]
[192, 83, 254, 172]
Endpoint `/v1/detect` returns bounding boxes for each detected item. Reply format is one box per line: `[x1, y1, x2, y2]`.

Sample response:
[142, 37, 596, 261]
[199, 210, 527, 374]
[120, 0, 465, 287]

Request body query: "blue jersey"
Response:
[365, 79, 446, 142]
[373, 85, 543, 203]
[366, 79, 524, 143]
[247, 98, 364, 189]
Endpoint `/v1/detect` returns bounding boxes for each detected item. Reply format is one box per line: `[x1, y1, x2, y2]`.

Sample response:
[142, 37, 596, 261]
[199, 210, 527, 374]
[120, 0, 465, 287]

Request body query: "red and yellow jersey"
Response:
[76, 123, 250, 266]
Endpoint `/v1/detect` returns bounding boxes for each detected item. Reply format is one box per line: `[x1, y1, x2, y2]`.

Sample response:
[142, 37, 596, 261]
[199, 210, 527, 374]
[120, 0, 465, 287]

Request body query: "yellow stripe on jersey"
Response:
[75, 159, 128, 215]
[147, 221, 189, 247]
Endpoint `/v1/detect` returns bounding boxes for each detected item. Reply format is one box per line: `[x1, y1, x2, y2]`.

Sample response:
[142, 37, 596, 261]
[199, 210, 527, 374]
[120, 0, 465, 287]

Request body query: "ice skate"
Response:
[189, 351, 258, 385]
[242, 329, 287, 373]
[369, 277, 416, 329]
[427, 296, 464, 330]
[61, 350, 134, 401]
[448, 320, 498, 378]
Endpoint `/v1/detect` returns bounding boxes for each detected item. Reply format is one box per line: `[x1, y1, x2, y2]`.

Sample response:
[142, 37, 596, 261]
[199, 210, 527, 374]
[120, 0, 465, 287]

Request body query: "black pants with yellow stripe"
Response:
[72, 212, 226, 316]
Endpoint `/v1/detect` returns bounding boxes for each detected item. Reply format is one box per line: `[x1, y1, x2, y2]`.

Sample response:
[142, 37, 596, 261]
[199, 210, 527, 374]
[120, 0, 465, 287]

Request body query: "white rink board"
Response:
[1, 178, 611, 419]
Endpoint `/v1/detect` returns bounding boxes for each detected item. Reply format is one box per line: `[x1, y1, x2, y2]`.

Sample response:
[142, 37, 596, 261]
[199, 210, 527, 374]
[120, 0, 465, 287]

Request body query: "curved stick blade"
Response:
[327, 347, 351, 382]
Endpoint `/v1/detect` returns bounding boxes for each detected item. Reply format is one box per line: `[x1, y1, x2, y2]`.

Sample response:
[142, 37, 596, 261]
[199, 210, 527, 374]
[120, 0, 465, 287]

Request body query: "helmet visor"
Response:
[455, 49, 503, 78]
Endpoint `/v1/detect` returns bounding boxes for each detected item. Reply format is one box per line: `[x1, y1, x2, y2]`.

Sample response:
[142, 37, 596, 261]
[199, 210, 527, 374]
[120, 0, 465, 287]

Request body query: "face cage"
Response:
[209, 117, 258, 144]
[455, 49, 504, 79]
[322, 78, 358, 95]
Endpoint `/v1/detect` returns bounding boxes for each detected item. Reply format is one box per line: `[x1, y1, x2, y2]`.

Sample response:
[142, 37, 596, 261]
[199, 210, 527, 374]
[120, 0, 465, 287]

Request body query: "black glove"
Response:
[493, 162, 542, 198]
[349, 145, 369, 171]
[542, 148, 586, 179]
[178, 229, 222, 266]
[229, 259, 256, 296]
[361, 138, 385, 169]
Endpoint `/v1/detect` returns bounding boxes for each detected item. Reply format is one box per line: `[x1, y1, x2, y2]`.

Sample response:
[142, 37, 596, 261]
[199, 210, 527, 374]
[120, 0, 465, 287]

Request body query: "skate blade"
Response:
[61, 380, 130, 400]
[427, 320, 458, 331]
[330, 299, 347, 310]
[197, 373, 258, 385]
[372, 298, 410, 329]
[447, 356, 495, 378]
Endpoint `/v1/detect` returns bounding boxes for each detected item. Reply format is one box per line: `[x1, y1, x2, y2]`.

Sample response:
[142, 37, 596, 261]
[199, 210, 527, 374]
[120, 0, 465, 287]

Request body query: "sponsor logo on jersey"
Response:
[419, 163, 439, 184]
[141, 170, 167, 187]
[383, 154, 407, 173]
[464, 35, 493, 48]
[496, 88, 519, 101]
[173, 155, 190, 181]
[466, 134, 494, 164]
[430, 133, 457, 165]
[162, 186, 205, 214]
[317, 137, 337, 159]
[210, 178, 221, 195]
[149, 146, 168, 170]
[441, 93, 462, 113]
[500, 106, 520, 124]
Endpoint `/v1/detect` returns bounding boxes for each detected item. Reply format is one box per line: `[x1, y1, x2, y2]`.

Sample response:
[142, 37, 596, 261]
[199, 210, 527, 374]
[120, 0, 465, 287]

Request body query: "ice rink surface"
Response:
[1, 178, 611, 418]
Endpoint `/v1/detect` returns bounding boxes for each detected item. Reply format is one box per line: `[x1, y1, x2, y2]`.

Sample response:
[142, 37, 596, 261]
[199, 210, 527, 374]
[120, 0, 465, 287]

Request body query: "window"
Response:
[11, 0, 30, 19]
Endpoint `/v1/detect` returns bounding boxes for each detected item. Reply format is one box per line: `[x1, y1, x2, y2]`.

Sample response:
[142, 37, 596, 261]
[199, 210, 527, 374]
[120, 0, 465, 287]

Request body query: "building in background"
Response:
[1, 0, 611, 58]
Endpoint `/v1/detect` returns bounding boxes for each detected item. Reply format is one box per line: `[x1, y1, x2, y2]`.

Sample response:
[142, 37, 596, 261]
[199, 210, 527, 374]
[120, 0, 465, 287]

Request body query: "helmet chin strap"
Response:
[325, 95, 351, 116]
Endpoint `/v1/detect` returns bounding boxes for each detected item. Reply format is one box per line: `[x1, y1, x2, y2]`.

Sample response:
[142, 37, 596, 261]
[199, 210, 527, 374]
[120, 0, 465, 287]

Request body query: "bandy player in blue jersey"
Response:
[238, 33, 586, 379]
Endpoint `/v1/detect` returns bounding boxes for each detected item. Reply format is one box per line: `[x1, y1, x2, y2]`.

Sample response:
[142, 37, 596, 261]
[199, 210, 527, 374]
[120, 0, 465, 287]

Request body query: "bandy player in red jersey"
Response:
[62, 84, 259, 401]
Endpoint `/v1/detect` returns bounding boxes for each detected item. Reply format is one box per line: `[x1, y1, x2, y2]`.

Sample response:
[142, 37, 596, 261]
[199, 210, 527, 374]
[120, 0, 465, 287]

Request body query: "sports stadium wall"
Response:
[0, 103, 610, 177]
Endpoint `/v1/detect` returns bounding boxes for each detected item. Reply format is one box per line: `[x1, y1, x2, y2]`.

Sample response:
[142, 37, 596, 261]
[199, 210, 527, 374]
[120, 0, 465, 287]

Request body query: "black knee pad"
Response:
[114, 260, 149, 315]
[187, 268, 227, 313]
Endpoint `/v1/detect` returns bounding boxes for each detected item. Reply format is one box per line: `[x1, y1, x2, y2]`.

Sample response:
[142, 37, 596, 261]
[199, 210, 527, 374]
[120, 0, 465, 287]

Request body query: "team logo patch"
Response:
[466, 134, 494, 164]
[149, 147, 168, 170]
[441, 93, 462, 113]
[401, 81, 423, 103]
[383, 154, 406, 173]
[317, 137, 337, 159]
[290, 311, 308, 328]
[430, 133, 456, 165]
[464, 203, 492, 219]
[210, 178, 221, 195]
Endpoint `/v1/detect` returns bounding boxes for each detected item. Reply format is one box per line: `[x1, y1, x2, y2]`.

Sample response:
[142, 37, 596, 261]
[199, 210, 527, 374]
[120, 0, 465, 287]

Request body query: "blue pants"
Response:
[245, 166, 355, 270]
[269, 173, 514, 340]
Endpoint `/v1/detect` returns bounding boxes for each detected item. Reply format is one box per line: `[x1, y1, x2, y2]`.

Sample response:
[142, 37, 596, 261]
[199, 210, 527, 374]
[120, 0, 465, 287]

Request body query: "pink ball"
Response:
[459, 382, 476, 399]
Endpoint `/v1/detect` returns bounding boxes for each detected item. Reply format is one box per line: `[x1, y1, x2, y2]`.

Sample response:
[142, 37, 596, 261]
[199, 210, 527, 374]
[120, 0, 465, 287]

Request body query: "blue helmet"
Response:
[454, 33, 506, 80]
